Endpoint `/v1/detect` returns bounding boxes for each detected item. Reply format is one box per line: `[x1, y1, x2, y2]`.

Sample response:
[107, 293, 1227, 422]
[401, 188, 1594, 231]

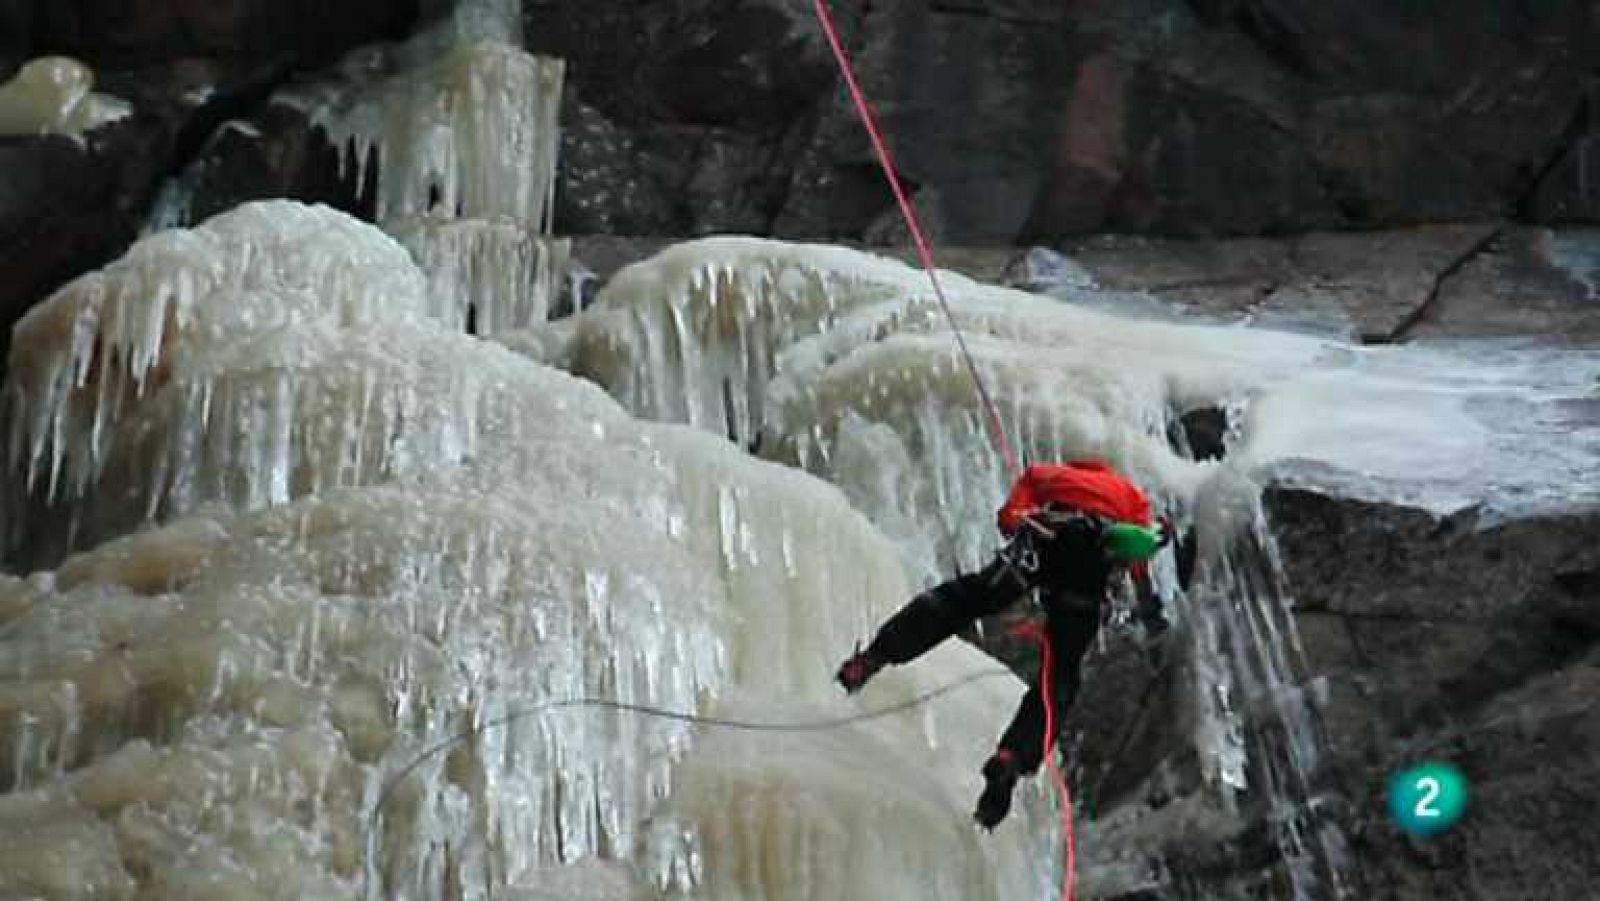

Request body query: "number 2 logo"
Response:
[1390, 761, 1465, 834]
[1414, 776, 1441, 818]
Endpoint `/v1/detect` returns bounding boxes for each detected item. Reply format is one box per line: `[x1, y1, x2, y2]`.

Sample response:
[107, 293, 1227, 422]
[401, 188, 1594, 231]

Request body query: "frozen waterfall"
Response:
[5, 189, 1597, 898]
[4, 0, 1598, 881]
[0, 201, 1062, 900]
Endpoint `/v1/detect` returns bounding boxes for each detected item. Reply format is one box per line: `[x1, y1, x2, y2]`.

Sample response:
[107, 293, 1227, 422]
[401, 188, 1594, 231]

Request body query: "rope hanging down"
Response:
[809, 0, 1020, 482]
[1039, 628, 1079, 901]
[809, 3, 1076, 901]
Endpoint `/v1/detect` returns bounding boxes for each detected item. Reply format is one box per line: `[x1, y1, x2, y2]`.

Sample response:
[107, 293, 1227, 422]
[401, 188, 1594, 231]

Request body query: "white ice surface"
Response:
[549, 236, 1600, 558]
[0, 203, 1050, 901]
[0, 57, 131, 137]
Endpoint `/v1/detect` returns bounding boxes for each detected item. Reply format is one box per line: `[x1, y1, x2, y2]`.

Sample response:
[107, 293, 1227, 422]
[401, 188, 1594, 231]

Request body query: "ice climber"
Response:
[835, 459, 1170, 830]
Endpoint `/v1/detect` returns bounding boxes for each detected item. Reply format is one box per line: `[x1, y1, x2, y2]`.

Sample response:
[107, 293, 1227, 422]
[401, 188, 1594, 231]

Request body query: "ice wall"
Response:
[392, 216, 571, 333]
[0, 57, 131, 137]
[146, 0, 569, 333]
[0, 201, 1052, 900]
[311, 39, 563, 229]
[313, 18, 570, 333]
[555, 237, 1600, 566]
[532, 235, 1600, 897]
[3, 202, 432, 557]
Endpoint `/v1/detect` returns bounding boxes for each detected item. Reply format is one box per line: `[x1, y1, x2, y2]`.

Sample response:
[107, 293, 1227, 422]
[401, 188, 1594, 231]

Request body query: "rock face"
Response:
[528, 0, 1600, 243]
[170, 102, 370, 228]
[28, 0, 419, 70]
[1042, 484, 1600, 900]
[1265, 487, 1600, 901]
[7, 0, 1600, 351]
[0, 0, 414, 362]
[0, 122, 163, 367]
[1054, 224, 1600, 344]
[525, 0, 837, 237]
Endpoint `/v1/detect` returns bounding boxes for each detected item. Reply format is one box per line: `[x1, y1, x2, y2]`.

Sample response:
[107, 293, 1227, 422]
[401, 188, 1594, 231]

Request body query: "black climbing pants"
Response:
[863, 566, 1102, 775]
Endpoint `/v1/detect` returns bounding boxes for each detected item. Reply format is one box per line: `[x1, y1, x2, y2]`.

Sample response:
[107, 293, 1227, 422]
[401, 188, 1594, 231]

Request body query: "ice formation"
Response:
[0, 57, 131, 137]
[309, 0, 568, 336]
[301, 5, 568, 335]
[142, 0, 567, 340]
[392, 216, 571, 334]
[0, 201, 1055, 900]
[309, 40, 563, 229]
[530, 235, 1600, 897]
[555, 236, 1600, 559]
[3, 202, 432, 558]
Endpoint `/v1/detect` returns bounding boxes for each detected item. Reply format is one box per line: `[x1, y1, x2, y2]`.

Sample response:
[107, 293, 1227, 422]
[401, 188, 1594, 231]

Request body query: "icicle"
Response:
[1, 201, 432, 565]
[392, 216, 571, 334]
[312, 42, 564, 229]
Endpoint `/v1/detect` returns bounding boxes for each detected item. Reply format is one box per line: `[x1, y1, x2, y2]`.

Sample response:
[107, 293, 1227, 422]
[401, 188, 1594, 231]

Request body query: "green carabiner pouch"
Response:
[1104, 520, 1164, 562]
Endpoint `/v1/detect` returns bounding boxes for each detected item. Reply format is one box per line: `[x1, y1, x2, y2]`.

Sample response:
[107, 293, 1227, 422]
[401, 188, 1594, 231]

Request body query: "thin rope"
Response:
[363, 667, 1015, 898]
[809, 0, 1021, 482]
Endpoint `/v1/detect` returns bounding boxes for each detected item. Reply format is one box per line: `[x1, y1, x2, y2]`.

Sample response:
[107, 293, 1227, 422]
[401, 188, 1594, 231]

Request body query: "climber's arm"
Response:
[857, 529, 1044, 667]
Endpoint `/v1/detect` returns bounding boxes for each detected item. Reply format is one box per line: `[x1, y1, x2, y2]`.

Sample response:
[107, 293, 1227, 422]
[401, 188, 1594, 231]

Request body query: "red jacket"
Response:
[996, 460, 1152, 535]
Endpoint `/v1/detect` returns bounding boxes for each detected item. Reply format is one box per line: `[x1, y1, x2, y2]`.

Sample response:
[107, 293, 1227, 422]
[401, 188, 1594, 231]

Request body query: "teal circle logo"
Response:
[1388, 761, 1468, 835]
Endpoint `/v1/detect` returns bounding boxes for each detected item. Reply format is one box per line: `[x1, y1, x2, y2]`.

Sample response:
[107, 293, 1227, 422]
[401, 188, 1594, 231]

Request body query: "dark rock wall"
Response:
[0, 0, 414, 362]
[532, 0, 1600, 243]
[1033, 485, 1600, 899]
[28, 0, 419, 70]
[1268, 489, 1600, 900]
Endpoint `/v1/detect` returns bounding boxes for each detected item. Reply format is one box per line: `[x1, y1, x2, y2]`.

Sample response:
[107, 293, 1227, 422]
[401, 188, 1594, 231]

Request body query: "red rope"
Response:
[808, 0, 1021, 482]
[808, 3, 1074, 898]
[1039, 632, 1078, 901]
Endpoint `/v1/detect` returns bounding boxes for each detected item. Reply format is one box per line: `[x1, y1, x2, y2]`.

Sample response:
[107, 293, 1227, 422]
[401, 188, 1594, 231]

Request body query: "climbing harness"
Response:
[808, 2, 1078, 898]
